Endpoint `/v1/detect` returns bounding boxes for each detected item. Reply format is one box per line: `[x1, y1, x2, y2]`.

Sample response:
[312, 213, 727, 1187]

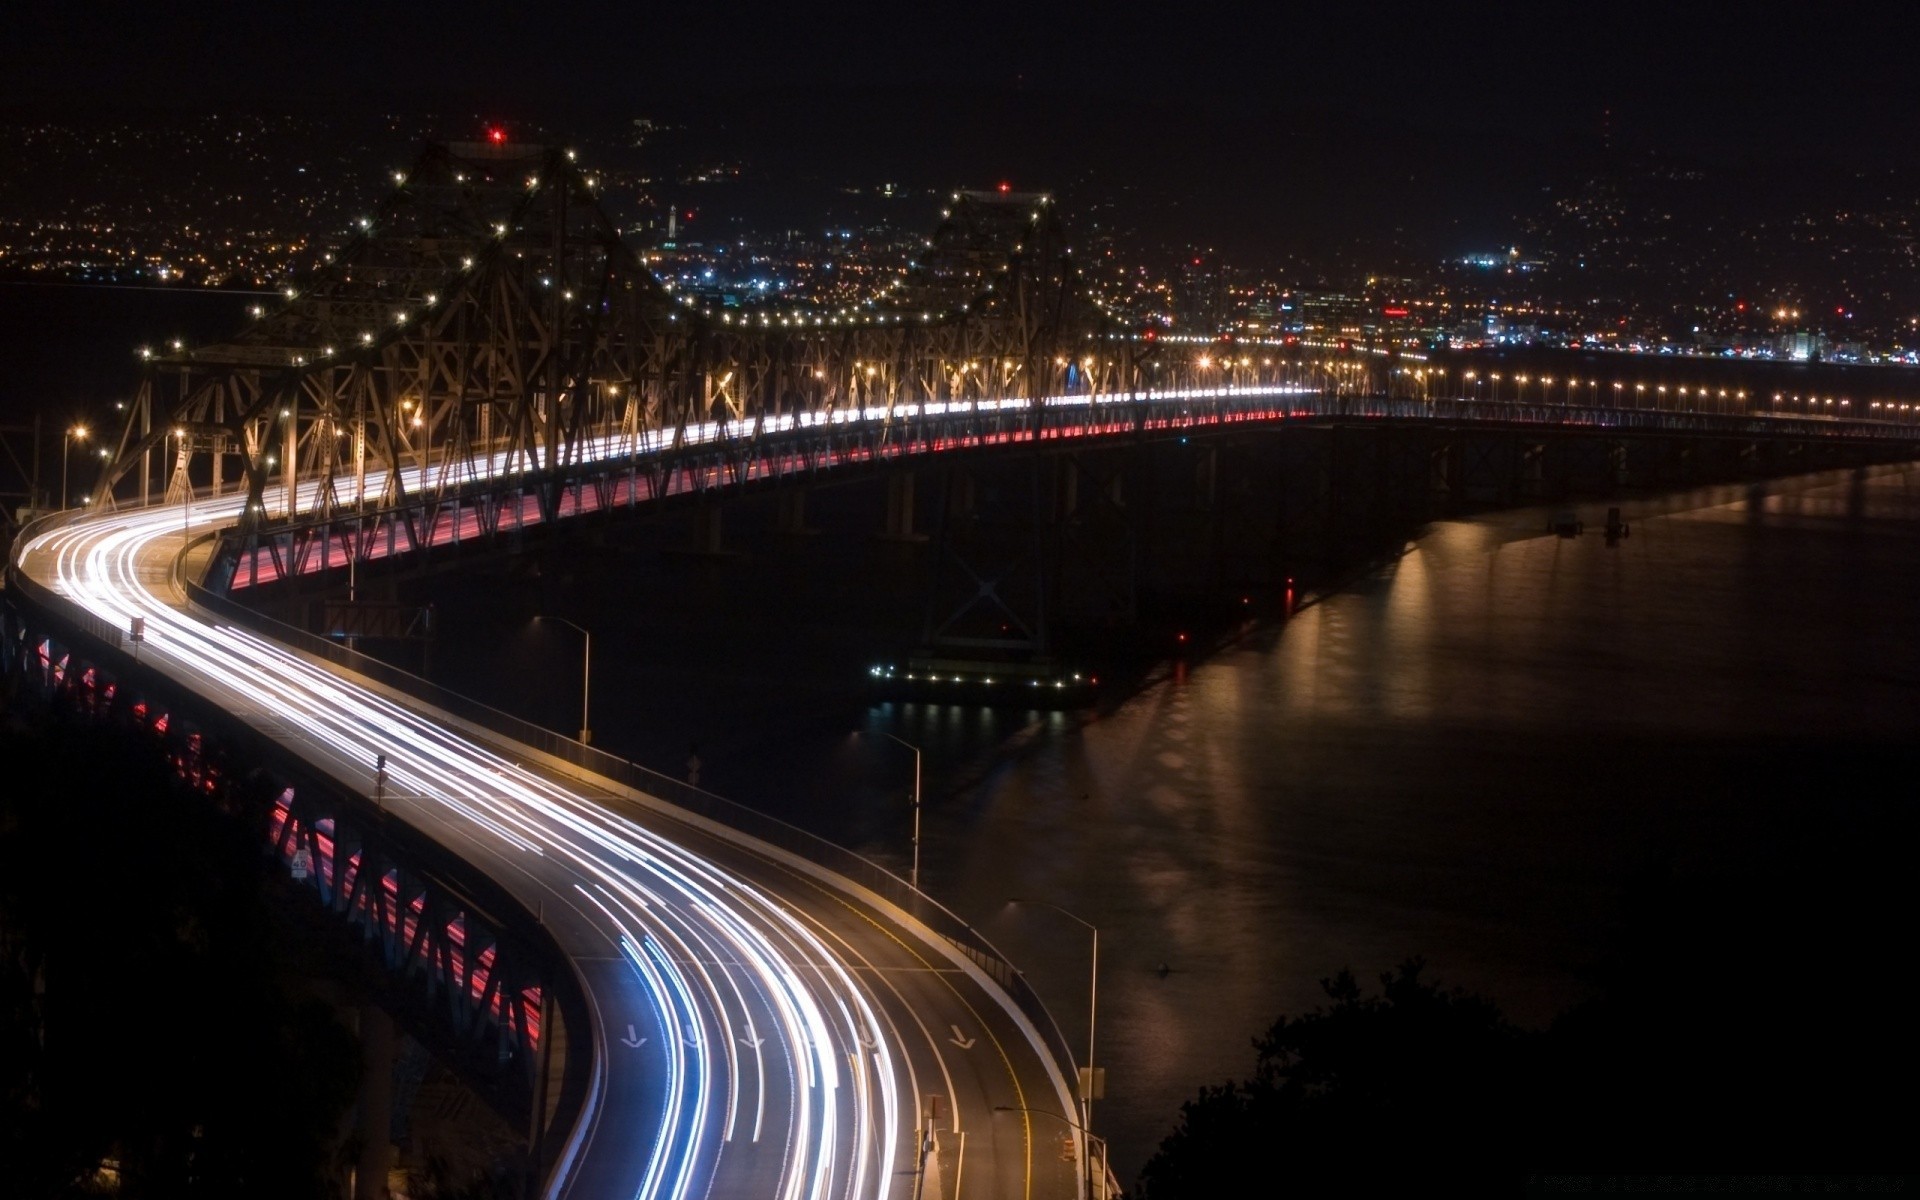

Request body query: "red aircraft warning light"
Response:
[487, 127, 507, 145]
[998, 181, 1011, 194]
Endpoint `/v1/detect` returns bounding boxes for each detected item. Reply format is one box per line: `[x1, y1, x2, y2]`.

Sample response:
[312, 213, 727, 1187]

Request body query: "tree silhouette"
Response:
[1137, 959, 1527, 1198]
[1140, 777, 1918, 1196]
[0, 717, 360, 1197]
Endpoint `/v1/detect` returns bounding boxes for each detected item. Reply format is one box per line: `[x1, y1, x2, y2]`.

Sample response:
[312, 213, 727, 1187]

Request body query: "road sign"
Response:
[290, 847, 313, 880]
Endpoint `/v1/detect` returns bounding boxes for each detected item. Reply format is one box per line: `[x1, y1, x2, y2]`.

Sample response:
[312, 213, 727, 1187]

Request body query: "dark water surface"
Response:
[401, 463, 1920, 1183]
[906, 468, 1920, 1181]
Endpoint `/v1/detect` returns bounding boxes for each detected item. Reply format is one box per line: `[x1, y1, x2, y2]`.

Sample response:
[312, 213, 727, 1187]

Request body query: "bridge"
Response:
[8, 139, 1920, 1199]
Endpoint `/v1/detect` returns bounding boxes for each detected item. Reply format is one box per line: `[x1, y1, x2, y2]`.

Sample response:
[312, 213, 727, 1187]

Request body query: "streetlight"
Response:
[62, 424, 88, 509]
[857, 730, 922, 890]
[537, 615, 592, 744]
[994, 1105, 1110, 1200]
[1009, 896, 1099, 1185]
[170, 427, 192, 541]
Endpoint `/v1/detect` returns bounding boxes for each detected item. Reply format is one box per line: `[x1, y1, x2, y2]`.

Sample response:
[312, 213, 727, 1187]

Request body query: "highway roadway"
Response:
[15, 477, 1083, 1199]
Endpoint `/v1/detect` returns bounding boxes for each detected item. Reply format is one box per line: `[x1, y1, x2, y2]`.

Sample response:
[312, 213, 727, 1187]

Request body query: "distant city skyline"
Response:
[8, 99, 1920, 365]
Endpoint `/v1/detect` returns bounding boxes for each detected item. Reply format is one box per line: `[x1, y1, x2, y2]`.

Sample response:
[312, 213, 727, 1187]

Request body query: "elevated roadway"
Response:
[18, 379, 1920, 1199]
[12, 469, 1084, 1198]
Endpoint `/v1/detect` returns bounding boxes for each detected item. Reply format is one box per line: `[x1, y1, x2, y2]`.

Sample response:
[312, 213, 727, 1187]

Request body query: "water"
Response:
[930, 466, 1920, 1179]
[396, 463, 1920, 1183]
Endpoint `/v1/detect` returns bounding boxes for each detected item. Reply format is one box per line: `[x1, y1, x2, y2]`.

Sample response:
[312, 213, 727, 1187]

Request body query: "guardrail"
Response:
[5, 509, 596, 1191]
[178, 556, 1086, 1093]
[210, 385, 1920, 591]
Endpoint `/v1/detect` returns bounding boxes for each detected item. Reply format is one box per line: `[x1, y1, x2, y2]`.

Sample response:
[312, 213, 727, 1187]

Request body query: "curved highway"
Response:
[17, 380, 1912, 1196]
[14, 473, 1082, 1198]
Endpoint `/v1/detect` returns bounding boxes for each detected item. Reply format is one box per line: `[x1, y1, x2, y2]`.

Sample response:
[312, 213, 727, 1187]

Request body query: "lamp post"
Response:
[538, 615, 592, 744]
[1010, 896, 1099, 1181]
[993, 1106, 1109, 1200]
[62, 424, 88, 509]
[172, 428, 191, 542]
[859, 730, 922, 890]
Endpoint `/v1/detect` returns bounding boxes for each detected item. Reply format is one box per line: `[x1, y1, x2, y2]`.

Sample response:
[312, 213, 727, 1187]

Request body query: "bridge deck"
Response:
[14, 502, 1082, 1200]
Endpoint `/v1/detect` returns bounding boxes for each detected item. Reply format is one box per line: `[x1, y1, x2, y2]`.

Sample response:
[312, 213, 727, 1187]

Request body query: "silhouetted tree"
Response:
[0, 717, 359, 1197]
[1140, 765, 1919, 1195]
[1137, 959, 1528, 1198]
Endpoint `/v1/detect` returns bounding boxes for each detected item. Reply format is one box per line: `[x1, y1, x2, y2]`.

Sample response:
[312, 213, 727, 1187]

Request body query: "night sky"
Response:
[13, 2, 1920, 168]
[14, 3, 1920, 268]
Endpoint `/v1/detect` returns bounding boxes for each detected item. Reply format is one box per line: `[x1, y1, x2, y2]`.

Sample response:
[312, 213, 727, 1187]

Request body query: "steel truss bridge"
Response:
[9, 140, 1920, 1199]
[81, 139, 1920, 605]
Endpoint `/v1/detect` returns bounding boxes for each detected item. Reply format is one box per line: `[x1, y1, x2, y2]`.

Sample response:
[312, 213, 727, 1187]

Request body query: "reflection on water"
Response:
[407, 461, 1920, 1184]
[878, 463, 1920, 1183]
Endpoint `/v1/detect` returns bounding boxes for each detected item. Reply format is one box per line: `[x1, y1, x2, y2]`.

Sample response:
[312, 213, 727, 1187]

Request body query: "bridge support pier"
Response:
[355, 1003, 397, 1200]
[1519, 442, 1546, 499]
[687, 505, 728, 556]
[1054, 452, 1138, 628]
[1429, 443, 1454, 508]
[880, 472, 925, 542]
[775, 488, 816, 535]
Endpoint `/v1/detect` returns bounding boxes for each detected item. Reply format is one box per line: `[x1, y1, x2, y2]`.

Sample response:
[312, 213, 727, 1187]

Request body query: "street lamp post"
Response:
[172, 428, 191, 542]
[1010, 896, 1099, 1192]
[993, 1106, 1110, 1200]
[62, 424, 88, 509]
[860, 731, 922, 890]
[538, 615, 592, 744]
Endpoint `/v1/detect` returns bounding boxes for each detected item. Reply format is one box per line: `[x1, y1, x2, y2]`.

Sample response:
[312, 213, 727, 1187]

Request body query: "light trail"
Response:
[25, 486, 919, 1199]
[16, 387, 1245, 1200]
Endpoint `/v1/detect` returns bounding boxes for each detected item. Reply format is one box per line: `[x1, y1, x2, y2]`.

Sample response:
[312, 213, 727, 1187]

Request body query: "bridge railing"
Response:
[3, 510, 133, 649]
[219, 384, 1920, 582]
[5, 526, 596, 1178]
[178, 565, 1086, 1093]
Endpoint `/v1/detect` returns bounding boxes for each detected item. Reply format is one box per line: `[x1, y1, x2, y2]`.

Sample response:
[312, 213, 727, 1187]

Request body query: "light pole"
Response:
[62, 424, 87, 509]
[1010, 896, 1099, 1185]
[538, 615, 592, 744]
[994, 1105, 1110, 1200]
[172, 428, 191, 542]
[859, 730, 922, 890]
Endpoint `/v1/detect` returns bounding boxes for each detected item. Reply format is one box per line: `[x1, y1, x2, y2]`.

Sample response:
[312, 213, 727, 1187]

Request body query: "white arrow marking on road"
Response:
[738, 1024, 767, 1144]
[948, 1025, 976, 1050]
[858, 1027, 877, 1049]
[683, 1025, 702, 1048]
[621, 1024, 647, 1049]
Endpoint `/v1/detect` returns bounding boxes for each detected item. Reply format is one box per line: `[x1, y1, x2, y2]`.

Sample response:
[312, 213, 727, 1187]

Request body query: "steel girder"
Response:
[92, 150, 1148, 540]
[0, 600, 584, 1137]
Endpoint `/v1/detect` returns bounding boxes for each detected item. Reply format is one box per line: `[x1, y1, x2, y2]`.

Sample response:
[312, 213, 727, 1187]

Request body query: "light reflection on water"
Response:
[414, 459, 1920, 1185]
[884, 463, 1920, 1184]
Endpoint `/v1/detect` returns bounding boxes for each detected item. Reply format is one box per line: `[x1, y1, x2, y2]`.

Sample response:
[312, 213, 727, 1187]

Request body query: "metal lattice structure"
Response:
[95, 143, 1138, 532]
[0, 598, 587, 1133]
